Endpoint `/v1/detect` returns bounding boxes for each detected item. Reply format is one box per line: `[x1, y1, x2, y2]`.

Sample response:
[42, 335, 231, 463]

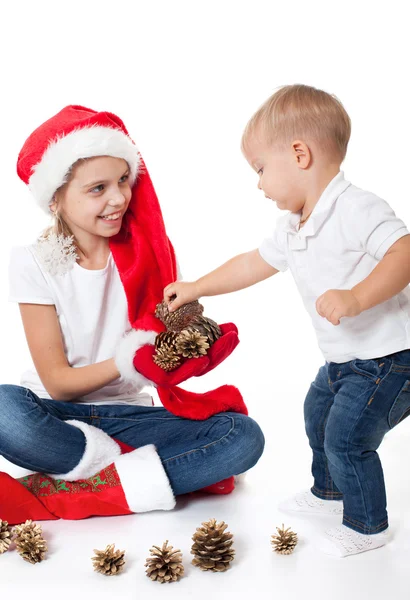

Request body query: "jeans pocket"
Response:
[350, 358, 389, 383]
[388, 380, 410, 428]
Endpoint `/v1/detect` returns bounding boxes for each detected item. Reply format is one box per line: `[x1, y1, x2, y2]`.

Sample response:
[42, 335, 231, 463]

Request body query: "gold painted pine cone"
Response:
[0, 520, 11, 554]
[271, 524, 298, 555]
[153, 344, 182, 371]
[191, 518, 235, 572]
[175, 329, 210, 358]
[91, 543, 126, 576]
[12, 520, 48, 564]
[145, 540, 184, 583]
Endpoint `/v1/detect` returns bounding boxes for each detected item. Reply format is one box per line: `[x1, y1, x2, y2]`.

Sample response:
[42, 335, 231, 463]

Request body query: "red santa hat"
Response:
[17, 105, 246, 420]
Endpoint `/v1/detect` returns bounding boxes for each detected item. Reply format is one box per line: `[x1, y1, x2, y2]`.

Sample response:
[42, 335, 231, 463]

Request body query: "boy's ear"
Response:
[291, 140, 311, 169]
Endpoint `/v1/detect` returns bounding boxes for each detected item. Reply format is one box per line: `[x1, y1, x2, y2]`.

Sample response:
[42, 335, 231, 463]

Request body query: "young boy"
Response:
[164, 84, 410, 557]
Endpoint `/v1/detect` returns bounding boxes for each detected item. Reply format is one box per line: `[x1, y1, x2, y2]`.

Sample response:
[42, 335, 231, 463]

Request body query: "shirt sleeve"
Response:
[348, 193, 409, 260]
[258, 225, 288, 272]
[8, 246, 55, 304]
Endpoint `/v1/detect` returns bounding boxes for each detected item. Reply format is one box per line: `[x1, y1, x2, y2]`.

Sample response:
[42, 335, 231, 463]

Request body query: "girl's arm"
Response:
[164, 249, 279, 312]
[19, 304, 120, 401]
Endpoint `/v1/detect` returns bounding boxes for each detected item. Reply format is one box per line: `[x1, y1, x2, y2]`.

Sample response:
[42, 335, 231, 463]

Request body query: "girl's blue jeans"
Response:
[0, 385, 265, 496]
[304, 349, 410, 534]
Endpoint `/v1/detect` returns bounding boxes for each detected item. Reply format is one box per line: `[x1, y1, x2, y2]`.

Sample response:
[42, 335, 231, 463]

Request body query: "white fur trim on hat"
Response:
[29, 126, 140, 213]
[115, 444, 175, 512]
[50, 420, 121, 481]
[114, 329, 157, 390]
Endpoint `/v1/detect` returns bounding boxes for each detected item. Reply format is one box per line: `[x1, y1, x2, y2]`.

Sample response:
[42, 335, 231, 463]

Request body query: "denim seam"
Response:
[311, 485, 343, 500]
[341, 361, 393, 532]
[321, 374, 336, 494]
[162, 417, 236, 463]
[343, 515, 389, 534]
[391, 365, 410, 374]
[93, 416, 187, 424]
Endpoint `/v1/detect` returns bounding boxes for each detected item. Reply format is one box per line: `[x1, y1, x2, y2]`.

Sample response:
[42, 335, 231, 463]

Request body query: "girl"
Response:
[0, 105, 264, 523]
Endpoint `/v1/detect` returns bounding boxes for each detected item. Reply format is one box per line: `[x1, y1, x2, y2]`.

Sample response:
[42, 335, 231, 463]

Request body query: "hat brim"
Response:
[29, 125, 140, 213]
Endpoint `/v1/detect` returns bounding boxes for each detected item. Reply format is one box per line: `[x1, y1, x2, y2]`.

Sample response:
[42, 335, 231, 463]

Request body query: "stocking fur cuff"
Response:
[115, 329, 157, 390]
[116, 444, 176, 512]
[51, 420, 122, 481]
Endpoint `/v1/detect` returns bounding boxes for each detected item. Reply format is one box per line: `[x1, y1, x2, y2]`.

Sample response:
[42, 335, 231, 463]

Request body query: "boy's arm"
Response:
[316, 235, 410, 326]
[352, 234, 410, 309]
[164, 249, 279, 311]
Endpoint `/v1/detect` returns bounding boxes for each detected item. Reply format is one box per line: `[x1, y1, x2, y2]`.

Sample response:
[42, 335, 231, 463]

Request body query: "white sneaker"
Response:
[316, 525, 390, 557]
[278, 490, 343, 515]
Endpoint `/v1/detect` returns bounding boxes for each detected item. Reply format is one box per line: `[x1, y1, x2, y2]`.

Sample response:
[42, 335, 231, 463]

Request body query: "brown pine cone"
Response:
[155, 299, 204, 332]
[155, 331, 179, 350]
[12, 520, 48, 564]
[91, 543, 126, 576]
[145, 540, 184, 583]
[190, 316, 222, 344]
[0, 520, 11, 554]
[271, 524, 298, 555]
[191, 518, 235, 572]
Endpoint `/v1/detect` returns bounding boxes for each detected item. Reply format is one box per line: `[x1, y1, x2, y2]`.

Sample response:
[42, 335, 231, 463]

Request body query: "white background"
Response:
[1, 1, 410, 598]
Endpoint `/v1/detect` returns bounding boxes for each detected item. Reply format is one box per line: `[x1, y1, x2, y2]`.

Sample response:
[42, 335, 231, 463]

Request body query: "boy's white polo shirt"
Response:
[259, 171, 410, 363]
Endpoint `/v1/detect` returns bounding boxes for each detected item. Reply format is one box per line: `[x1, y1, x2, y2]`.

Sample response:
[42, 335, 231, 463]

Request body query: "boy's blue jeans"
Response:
[304, 349, 410, 534]
[0, 385, 265, 496]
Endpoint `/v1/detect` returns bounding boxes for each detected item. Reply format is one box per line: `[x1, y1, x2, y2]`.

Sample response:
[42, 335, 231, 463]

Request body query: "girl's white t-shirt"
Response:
[8, 244, 153, 406]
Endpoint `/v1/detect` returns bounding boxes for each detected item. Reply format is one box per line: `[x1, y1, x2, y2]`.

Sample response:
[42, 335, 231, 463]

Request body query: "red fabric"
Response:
[197, 477, 235, 495]
[133, 345, 209, 387]
[132, 323, 239, 388]
[109, 162, 177, 333]
[16, 466, 133, 522]
[0, 472, 58, 525]
[157, 385, 248, 421]
[197, 323, 240, 375]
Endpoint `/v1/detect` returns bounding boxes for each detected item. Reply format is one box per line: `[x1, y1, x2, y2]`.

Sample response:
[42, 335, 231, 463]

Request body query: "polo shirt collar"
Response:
[282, 171, 351, 238]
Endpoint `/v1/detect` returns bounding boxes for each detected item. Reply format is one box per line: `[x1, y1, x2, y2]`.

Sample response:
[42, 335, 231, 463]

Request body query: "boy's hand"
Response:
[164, 281, 200, 312]
[316, 289, 362, 326]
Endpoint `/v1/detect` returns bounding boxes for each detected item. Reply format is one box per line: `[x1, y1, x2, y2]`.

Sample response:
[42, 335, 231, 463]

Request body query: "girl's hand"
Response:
[316, 289, 362, 326]
[164, 281, 200, 312]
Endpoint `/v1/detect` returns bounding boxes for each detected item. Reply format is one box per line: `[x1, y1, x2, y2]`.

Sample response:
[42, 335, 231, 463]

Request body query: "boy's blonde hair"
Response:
[241, 84, 351, 162]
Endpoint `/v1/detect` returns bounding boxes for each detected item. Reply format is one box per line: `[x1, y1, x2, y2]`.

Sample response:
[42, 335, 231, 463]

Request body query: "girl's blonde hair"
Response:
[41, 159, 85, 255]
[241, 84, 351, 162]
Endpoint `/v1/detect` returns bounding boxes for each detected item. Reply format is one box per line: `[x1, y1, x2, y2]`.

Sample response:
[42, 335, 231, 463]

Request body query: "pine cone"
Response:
[271, 524, 298, 555]
[145, 540, 184, 583]
[175, 329, 210, 358]
[0, 520, 11, 554]
[191, 518, 235, 572]
[154, 344, 181, 371]
[155, 331, 179, 350]
[155, 299, 204, 332]
[92, 543, 126, 576]
[12, 520, 48, 564]
[190, 316, 222, 344]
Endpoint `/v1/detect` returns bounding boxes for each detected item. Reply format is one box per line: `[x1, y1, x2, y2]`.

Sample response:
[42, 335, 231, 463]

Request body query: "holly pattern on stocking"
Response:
[17, 465, 119, 498]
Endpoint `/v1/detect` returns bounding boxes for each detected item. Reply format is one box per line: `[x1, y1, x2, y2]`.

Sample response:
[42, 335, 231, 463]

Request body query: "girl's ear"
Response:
[49, 197, 57, 214]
